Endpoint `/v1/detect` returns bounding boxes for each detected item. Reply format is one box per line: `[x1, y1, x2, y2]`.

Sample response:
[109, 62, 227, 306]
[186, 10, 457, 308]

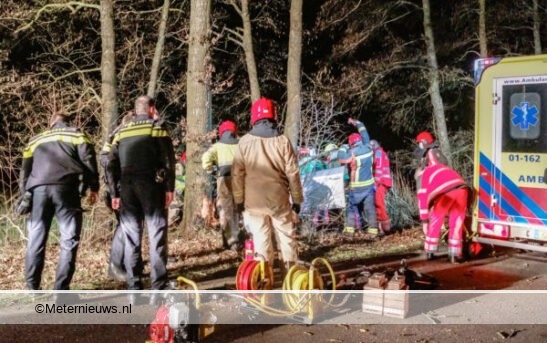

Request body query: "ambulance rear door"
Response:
[490, 75, 547, 238]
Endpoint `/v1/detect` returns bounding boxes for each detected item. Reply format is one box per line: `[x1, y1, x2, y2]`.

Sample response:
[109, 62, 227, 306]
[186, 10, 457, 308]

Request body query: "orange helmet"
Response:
[415, 131, 434, 145]
[218, 120, 236, 137]
[348, 133, 362, 146]
[251, 97, 277, 125]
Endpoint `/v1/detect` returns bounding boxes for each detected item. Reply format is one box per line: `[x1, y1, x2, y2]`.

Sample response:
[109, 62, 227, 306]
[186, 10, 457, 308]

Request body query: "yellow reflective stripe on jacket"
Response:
[202, 142, 237, 172]
[112, 122, 169, 144]
[349, 150, 374, 188]
[350, 179, 375, 188]
[151, 126, 169, 137]
[114, 124, 152, 142]
[23, 131, 91, 158]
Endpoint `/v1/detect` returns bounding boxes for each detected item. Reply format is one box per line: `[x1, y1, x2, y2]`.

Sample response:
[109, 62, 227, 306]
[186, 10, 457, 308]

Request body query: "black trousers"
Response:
[119, 176, 168, 290]
[25, 184, 82, 290]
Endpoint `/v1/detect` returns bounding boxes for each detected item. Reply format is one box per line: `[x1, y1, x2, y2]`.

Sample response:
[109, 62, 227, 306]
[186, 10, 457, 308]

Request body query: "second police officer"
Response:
[106, 95, 175, 296]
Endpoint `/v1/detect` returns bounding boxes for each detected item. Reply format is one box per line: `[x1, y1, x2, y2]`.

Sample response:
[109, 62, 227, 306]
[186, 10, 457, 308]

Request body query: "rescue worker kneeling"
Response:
[418, 159, 468, 264]
[202, 120, 241, 251]
[232, 97, 303, 273]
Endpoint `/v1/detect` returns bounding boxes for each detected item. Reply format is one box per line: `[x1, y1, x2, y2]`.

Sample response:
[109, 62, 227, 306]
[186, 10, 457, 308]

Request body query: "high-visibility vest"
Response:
[373, 147, 392, 188]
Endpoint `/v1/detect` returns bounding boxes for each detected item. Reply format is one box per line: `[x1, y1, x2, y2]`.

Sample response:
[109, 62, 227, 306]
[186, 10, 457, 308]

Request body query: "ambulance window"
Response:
[509, 92, 540, 140]
[502, 84, 547, 153]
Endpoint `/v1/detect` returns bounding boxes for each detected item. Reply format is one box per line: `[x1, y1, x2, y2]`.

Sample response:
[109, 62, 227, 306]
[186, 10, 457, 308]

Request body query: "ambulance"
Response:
[472, 54, 547, 252]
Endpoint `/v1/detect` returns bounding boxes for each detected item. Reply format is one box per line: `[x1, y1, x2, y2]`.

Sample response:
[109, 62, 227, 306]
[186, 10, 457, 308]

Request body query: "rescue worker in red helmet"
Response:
[370, 139, 392, 234]
[337, 118, 378, 237]
[414, 131, 448, 188]
[418, 156, 468, 263]
[232, 97, 303, 270]
[202, 120, 241, 251]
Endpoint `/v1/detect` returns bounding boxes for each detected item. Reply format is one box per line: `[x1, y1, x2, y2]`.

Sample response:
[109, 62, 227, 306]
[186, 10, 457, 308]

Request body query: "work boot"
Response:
[379, 220, 391, 234]
[365, 227, 379, 240]
[342, 227, 355, 236]
[27, 287, 43, 302]
[107, 261, 127, 282]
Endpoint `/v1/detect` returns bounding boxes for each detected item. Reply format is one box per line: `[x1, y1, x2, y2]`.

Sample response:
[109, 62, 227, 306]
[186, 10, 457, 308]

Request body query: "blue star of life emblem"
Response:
[511, 101, 539, 130]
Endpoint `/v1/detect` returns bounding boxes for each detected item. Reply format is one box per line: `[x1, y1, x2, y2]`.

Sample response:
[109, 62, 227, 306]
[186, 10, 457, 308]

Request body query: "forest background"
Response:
[0, 0, 545, 247]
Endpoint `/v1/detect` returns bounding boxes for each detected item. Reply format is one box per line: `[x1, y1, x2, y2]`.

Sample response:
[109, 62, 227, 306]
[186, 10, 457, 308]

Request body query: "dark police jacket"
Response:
[105, 114, 175, 198]
[19, 120, 100, 194]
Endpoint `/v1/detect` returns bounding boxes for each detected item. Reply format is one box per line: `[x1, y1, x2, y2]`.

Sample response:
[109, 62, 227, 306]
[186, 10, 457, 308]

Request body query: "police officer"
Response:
[106, 96, 175, 292]
[20, 113, 99, 292]
[100, 111, 134, 282]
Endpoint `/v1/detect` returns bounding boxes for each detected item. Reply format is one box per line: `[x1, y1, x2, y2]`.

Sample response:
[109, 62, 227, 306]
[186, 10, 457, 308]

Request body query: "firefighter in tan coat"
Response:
[232, 97, 304, 269]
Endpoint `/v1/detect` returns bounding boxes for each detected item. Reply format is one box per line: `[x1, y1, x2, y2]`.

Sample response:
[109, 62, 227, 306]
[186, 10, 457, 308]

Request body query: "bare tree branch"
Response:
[15, 1, 100, 34]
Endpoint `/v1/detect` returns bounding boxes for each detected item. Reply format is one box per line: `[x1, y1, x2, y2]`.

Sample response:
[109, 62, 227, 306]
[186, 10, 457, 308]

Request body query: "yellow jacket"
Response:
[202, 142, 238, 176]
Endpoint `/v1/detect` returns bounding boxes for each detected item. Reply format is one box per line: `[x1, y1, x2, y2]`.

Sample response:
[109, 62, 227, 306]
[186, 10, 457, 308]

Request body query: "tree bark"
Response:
[240, 0, 261, 102]
[284, 0, 303, 149]
[478, 0, 487, 57]
[422, 0, 451, 164]
[147, 0, 170, 98]
[532, 0, 542, 55]
[184, 0, 212, 231]
[100, 0, 118, 138]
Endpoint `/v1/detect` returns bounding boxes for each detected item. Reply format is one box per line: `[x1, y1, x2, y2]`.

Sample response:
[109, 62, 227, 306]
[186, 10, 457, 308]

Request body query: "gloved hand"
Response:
[236, 203, 245, 214]
[291, 203, 301, 215]
[347, 118, 357, 125]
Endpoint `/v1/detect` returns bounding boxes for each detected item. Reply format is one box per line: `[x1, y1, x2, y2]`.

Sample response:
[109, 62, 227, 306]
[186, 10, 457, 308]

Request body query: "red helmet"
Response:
[348, 133, 362, 146]
[416, 131, 434, 145]
[218, 120, 236, 137]
[180, 152, 187, 164]
[251, 97, 277, 125]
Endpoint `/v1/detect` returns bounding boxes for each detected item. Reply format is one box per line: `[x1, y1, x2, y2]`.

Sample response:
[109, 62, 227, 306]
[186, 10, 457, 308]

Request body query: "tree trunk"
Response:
[478, 0, 487, 57]
[284, 0, 303, 149]
[422, 0, 451, 164]
[240, 0, 261, 102]
[147, 0, 170, 98]
[532, 0, 542, 55]
[183, 0, 212, 232]
[100, 0, 118, 138]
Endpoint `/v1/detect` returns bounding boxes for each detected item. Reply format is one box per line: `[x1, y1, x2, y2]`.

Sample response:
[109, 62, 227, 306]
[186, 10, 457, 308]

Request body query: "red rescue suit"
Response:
[372, 146, 392, 232]
[417, 163, 467, 257]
